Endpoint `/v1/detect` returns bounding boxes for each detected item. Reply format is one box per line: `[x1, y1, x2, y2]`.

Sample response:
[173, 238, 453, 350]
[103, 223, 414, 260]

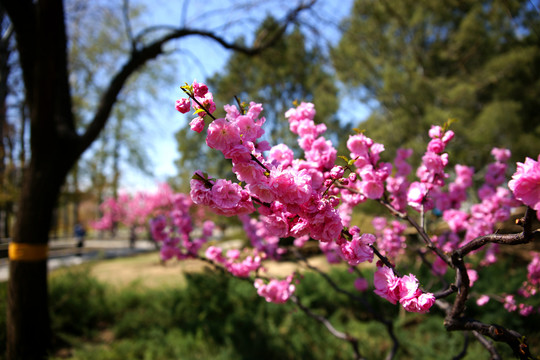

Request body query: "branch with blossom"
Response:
[163, 80, 540, 358]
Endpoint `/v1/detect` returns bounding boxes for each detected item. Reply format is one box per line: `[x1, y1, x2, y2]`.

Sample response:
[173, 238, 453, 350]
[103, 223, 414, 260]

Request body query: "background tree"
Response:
[1, 0, 317, 358]
[175, 17, 345, 189]
[332, 0, 540, 168]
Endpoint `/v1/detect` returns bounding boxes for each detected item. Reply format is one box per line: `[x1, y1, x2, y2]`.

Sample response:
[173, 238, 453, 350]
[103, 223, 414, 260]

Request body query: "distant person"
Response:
[74, 223, 86, 256]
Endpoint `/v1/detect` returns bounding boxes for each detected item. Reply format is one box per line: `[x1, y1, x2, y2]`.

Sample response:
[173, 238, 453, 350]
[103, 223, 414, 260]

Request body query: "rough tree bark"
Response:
[0, 0, 317, 358]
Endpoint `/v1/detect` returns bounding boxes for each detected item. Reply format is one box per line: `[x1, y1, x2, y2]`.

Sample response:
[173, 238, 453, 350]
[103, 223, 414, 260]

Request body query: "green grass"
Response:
[1, 253, 539, 359]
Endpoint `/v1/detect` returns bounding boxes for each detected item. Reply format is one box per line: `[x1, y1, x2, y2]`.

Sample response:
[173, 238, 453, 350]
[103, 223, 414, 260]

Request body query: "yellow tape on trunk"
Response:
[8, 243, 48, 261]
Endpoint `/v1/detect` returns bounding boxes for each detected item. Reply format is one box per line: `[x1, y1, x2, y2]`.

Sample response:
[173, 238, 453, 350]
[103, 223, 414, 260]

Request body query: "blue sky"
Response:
[120, 0, 365, 192]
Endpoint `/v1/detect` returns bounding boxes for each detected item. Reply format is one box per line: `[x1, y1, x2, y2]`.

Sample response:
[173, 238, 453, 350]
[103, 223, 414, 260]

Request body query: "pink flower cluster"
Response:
[149, 191, 214, 261]
[175, 81, 217, 133]
[386, 148, 413, 211]
[374, 265, 436, 313]
[254, 274, 296, 304]
[183, 88, 346, 244]
[372, 217, 407, 259]
[205, 246, 262, 278]
[407, 125, 454, 212]
[174, 80, 540, 318]
[239, 214, 286, 260]
[338, 226, 375, 266]
[509, 155, 540, 220]
[346, 133, 391, 200]
[430, 149, 518, 267]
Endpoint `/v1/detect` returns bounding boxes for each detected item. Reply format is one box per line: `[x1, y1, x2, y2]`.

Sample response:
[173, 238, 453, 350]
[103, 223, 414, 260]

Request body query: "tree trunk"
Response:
[7, 157, 68, 359]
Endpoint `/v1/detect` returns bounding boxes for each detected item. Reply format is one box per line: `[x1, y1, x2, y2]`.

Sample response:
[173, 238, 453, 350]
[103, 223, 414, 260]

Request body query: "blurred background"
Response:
[1, 0, 538, 240]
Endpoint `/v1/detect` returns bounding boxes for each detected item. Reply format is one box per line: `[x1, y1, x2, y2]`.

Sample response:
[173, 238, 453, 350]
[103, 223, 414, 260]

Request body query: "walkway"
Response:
[0, 238, 157, 282]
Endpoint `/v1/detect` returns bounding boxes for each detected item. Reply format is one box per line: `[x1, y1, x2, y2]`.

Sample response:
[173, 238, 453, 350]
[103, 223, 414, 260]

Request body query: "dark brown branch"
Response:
[80, 0, 317, 154]
[456, 208, 538, 257]
[471, 331, 502, 360]
[443, 207, 538, 359]
[292, 248, 400, 360]
[290, 295, 364, 360]
[378, 197, 452, 266]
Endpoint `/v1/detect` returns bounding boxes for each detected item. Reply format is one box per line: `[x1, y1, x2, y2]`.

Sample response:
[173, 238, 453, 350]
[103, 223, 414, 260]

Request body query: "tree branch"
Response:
[290, 295, 365, 360]
[80, 0, 317, 155]
[443, 207, 537, 359]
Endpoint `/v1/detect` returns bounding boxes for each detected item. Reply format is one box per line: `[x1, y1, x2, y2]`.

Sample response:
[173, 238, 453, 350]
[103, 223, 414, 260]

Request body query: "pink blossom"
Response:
[527, 253, 540, 285]
[340, 233, 375, 266]
[205, 245, 225, 263]
[175, 98, 191, 113]
[354, 278, 369, 292]
[268, 144, 294, 168]
[414, 293, 436, 313]
[189, 117, 205, 133]
[226, 249, 240, 259]
[330, 166, 345, 179]
[476, 295, 490, 306]
[206, 118, 241, 152]
[269, 167, 312, 205]
[503, 295, 517, 312]
[407, 181, 432, 211]
[373, 266, 401, 304]
[491, 147, 511, 162]
[519, 303, 534, 316]
[193, 92, 216, 117]
[427, 138, 445, 154]
[211, 179, 243, 209]
[224, 144, 252, 163]
[192, 81, 208, 97]
[262, 213, 290, 238]
[149, 216, 168, 242]
[246, 102, 264, 120]
[441, 130, 454, 144]
[245, 182, 274, 203]
[235, 114, 264, 142]
[305, 137, 337, 170]
[254, 275, 296, 304]
[398, 274, 420, 302]
[190, 177, 213, 206]
[467, 269, 478, 287]
[202, 220, 214, 237]
[233, 161, 266, 184]
[428, 125, 442, 139]
[508, 156, 540, 212]
[227, 254, 261, 277]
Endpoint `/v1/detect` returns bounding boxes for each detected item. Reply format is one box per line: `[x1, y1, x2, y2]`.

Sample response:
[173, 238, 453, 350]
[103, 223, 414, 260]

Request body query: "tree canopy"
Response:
[332, 0, 540, 168]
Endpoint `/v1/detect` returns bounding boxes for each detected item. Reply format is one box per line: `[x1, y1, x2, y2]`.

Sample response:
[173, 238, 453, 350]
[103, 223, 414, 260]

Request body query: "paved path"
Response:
[0, 239, 157, 282]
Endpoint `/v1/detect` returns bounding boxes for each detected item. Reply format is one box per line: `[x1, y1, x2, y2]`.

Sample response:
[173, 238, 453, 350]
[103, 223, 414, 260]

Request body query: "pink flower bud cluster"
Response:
[407, 126, 454, 212]
[254, 273, 296, 304]
[374, 265, 436, 313]
[372, 217, 408, 259]
[205, 245, 263, 278]
[175, 80, 216, 133]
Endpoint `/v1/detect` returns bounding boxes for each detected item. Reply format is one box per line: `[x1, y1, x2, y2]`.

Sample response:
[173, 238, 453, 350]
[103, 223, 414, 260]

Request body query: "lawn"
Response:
[1, 251, 538, 359]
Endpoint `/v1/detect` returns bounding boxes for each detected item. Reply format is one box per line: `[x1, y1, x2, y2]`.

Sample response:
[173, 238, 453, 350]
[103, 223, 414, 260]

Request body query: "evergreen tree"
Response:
[332, 0, 540, 168]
